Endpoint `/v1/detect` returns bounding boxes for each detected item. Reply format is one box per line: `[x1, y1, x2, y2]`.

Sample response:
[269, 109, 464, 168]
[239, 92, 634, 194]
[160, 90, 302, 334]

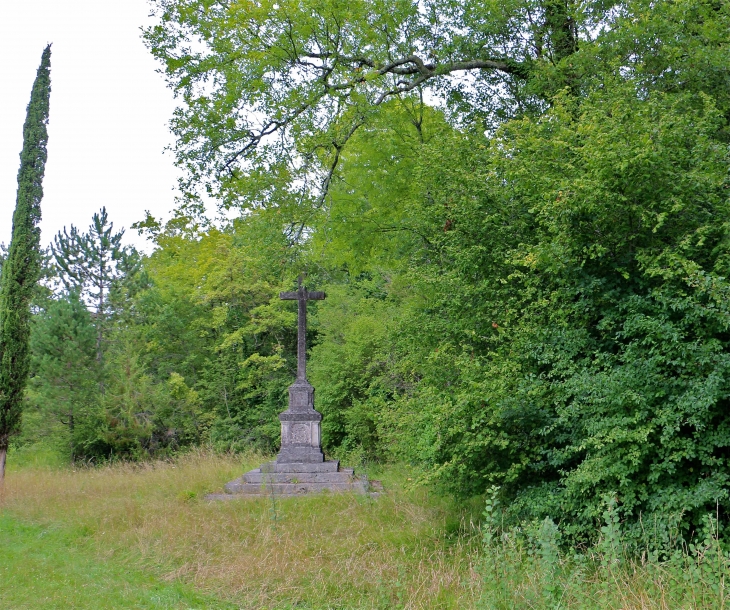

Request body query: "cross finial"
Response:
[280, 277, 326, 381]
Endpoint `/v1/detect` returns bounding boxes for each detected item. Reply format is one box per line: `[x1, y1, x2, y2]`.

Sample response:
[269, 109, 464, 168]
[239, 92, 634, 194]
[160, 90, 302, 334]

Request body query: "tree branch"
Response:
[219, 51, 529, 179]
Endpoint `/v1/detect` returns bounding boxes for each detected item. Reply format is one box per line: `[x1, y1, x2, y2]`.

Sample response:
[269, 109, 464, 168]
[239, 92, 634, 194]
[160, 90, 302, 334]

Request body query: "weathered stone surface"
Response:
[277, 380, 324, 464]
[209, 277, 369, 499]
[218, 459, 369, 497]
[243, 470, 356, 484]
[260, 460, 340, 473]
[222, 480, 369, 496]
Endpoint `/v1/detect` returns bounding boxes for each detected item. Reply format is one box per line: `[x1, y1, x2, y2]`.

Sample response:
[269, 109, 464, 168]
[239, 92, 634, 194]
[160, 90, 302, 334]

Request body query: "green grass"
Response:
[0, 514, 234, 609]
[3, 449, 727, 609]
[1, 450, 481, 609]
[7, 442, 68, 469]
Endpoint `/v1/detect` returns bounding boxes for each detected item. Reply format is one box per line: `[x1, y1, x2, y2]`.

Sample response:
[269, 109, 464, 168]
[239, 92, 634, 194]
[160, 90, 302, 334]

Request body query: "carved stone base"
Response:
[277, 380, 324, 464]
[210, 378, 370, 498]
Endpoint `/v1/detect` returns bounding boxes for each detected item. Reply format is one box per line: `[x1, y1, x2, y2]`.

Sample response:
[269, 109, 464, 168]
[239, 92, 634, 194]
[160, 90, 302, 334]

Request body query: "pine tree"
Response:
[52, 207, 137, 365]
[0, 45, 52, 481]
[31, 293, 97, 463]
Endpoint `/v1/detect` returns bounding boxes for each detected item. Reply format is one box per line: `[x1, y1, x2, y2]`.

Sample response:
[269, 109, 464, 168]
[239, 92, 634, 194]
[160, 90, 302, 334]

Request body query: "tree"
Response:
[30, 294, 98, 462]
[135, 212, 298, 452]
[135, 0, 730, 543]
[143, 0, 589, 211]
[52, 207, 138, 364]
[146, 0, 730, 211]
[0, 45, 51, 481]
[0, 243, 8, 278]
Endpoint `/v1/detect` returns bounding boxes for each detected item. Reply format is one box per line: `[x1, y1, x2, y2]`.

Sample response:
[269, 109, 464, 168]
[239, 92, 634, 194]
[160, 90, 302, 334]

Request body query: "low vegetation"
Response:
[2, 1, 730, 606]
[2, 451, 481, 608]
[2, 451, 728, 608]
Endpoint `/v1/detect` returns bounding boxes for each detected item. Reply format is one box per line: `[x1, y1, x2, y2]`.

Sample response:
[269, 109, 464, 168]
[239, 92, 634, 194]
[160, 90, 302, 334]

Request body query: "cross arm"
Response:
[279, 290, 327, 300]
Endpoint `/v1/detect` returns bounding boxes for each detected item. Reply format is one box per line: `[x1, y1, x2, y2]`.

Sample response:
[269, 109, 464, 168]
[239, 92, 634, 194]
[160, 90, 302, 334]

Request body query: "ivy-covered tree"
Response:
[0, 45, 51, 481]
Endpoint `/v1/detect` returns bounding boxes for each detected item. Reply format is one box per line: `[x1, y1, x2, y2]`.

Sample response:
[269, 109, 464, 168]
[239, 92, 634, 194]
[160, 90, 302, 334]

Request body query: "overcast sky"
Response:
[0, 0, 180, 251]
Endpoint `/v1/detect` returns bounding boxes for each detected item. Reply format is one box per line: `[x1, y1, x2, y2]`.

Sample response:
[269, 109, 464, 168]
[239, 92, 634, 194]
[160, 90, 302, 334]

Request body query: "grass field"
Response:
[1, 450, 728, 609]
[0, 451, 481, 609]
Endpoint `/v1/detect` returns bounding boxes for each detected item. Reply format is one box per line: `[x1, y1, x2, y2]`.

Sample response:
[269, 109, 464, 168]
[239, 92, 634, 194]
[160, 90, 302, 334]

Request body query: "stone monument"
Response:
[220, 277, 368, 496]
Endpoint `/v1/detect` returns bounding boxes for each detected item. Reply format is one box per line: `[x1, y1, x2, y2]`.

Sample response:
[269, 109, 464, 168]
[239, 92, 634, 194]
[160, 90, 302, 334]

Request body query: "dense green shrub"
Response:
[391, 86, 730, 542]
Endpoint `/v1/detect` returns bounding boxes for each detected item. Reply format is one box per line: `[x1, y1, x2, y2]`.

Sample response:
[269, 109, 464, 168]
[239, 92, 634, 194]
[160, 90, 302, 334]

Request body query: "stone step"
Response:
[223, 479, 369, 496]
[243, 471, 356, 484]
[260, 460, 340, 473]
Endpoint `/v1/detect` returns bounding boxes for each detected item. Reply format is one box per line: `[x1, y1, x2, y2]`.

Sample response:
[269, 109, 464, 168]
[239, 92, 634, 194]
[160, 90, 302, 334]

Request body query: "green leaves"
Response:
[12, 0, 729, 549]
[0, 45, 51, 464]
[144, 0, 585, 214]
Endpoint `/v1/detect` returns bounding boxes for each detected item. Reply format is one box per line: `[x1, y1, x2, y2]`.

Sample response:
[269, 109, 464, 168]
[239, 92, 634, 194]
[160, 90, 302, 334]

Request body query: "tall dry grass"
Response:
[5, 451, 724, 609]
[1, 450, 481, 609]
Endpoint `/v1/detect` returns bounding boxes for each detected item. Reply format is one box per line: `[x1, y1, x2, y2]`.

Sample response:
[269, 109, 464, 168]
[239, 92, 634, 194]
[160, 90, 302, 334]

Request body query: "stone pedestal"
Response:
[207, 278, 369, 499]
[221, 460, 369, 496]
[276, 380, 324, 464]
[215, 379, 369, 498]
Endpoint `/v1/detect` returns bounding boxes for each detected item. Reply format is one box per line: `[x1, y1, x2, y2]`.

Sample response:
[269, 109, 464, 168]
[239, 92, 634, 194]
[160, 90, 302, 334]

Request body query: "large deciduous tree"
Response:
[144, 0, 589, 212]
[0, 45, 52, 481]
[145, 0, 729, 219]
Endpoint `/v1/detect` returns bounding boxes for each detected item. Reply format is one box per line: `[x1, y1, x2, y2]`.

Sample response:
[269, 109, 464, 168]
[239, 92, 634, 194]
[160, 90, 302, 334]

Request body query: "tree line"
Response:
[3, 0, 730, 548]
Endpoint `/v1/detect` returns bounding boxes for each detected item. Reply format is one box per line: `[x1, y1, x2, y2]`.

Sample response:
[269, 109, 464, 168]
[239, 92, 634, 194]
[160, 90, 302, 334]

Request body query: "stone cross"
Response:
[217, 276, 368, 495]
[280, 276, 325, 382]
[276, 276, 326, 464]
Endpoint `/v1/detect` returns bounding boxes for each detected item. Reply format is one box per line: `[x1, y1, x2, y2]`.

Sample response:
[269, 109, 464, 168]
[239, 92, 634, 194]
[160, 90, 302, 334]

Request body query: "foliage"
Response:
[28, 293, 98, 461]
[130, 212, 301, 453]
[0, 45, 51, 475]
[388, 83, 730, 542]
[479, 491, 730, 609]
[52, 206, 140, 362]
[13, 0, 730, 559]
[308, 279, 401, 461]
[91, 338, 211, 460]
[143, 0, 588, 210]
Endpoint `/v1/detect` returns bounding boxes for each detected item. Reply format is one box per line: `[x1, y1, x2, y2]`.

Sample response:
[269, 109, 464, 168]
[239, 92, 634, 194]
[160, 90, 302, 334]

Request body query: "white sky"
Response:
[0, 0, 180, 252]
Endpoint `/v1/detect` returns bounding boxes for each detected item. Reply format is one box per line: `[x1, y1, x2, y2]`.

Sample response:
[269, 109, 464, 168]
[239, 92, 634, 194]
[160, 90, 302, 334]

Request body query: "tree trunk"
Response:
[96, 276, 104, 363]
[543, 0, 578, 63]
[69, 407, 75, 464]
[97, 272, 105, 394]
[541, 0, 578, 95]
[0, 441, 7, 484]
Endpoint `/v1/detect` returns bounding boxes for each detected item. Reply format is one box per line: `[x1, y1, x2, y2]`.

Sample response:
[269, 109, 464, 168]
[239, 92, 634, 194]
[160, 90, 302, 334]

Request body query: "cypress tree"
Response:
[0, 45, 52, 481]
